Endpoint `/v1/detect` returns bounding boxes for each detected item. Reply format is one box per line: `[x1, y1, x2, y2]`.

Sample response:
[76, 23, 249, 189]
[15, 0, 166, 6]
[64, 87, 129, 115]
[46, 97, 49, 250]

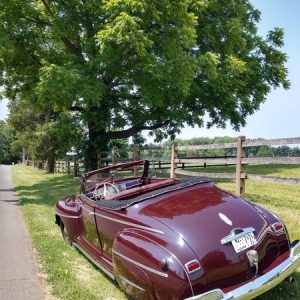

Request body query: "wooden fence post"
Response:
[170, 143, 178, 179]
[73, 158, 78, 177]
[236, 136, 246, 197]
[112, 147, 118, 165]
[132, 144, 138, 176]
[132, 144, 138, 162]
[67, 161, 71, 174]
[97, 151, 101, 169]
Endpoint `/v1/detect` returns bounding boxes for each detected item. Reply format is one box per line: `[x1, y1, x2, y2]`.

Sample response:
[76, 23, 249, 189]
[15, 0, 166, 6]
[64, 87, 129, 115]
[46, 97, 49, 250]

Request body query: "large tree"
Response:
[0, 0, 289, 170]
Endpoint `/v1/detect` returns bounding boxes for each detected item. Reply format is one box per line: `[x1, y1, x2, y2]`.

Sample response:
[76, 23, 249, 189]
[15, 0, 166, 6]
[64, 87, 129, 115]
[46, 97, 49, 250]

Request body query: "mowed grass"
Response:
[185, 164, 300, 178]
[12, 165, 128, 300]
[12, 164, 300, 300]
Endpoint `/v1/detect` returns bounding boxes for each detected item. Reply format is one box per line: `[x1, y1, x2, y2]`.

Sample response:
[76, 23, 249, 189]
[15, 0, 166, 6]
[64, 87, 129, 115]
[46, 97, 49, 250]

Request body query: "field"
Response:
[184, 163, 300, 178]
[12, 164, 300, 300]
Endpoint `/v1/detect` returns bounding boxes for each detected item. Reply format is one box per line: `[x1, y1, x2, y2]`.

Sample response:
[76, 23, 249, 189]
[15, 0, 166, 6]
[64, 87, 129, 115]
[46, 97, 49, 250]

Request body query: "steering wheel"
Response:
[93, 182, 119, 200]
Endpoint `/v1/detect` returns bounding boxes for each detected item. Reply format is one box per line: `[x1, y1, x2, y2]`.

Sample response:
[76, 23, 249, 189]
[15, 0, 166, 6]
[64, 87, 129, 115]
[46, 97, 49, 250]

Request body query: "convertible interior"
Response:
[82, 160, 178, 201]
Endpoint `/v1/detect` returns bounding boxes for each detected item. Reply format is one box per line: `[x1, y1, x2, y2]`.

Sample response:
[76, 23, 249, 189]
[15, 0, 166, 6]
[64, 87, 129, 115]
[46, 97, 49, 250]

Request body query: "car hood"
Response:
[139, 182, 279, 290]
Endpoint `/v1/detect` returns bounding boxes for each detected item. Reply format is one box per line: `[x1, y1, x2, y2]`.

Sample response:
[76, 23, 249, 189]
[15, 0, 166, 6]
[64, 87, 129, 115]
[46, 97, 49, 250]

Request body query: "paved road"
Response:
[0, 165, 44, 300]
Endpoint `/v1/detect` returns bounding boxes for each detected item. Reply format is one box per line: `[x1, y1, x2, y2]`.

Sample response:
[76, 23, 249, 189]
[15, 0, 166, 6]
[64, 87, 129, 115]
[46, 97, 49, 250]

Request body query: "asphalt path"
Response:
[0, 165, 44, 299]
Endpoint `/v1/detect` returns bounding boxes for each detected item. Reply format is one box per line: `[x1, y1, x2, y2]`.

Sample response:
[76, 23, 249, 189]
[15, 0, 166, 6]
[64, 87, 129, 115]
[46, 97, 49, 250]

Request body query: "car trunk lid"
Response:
[138, 182, 279, 290]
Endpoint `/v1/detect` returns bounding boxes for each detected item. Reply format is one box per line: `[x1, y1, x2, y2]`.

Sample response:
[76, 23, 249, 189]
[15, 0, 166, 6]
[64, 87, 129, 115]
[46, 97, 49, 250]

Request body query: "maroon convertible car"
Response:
[55, 160, 300, 299]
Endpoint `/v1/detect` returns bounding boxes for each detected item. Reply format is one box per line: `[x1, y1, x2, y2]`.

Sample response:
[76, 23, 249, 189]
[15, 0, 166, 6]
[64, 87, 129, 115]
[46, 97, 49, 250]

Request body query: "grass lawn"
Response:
[12, 164, 300, 300]
[185, 164, 300, 178]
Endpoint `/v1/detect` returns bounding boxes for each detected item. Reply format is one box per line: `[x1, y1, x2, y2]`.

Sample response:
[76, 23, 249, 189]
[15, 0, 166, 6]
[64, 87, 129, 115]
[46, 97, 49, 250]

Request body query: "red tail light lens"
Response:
[272, 222, 285, 234]
[185, 260, 201, 274]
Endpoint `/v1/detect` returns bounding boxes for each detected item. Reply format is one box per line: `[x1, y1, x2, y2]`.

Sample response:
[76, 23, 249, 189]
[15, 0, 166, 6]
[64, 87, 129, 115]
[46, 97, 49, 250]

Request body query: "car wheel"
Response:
[60, 222, 72, 246]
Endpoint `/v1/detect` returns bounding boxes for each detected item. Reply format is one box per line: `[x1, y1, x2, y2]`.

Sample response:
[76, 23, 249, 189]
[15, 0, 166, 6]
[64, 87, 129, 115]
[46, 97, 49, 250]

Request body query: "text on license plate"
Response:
[231, 233, 257, 253]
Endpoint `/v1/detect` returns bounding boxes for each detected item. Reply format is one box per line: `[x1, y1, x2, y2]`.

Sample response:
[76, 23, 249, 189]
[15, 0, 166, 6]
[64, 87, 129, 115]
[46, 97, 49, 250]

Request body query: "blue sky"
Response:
[1, 0, 299, 140]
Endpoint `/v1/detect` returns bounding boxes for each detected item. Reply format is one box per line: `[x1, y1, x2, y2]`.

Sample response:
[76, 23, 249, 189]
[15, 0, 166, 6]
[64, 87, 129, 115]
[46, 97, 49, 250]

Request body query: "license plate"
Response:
[231, 233, 257, 253]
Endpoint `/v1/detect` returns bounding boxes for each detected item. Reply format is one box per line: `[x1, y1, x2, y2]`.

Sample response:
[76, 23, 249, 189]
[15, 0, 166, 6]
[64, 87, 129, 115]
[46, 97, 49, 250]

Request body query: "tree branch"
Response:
[40, 0, 85, 62]
[60, 37, 86, 62]
[108, 121, 170, 139]
[20, 16, 52, 27]
[40, 0, 54, 16]
[69, 105, 86, 113]
[4, 28, 43, 67]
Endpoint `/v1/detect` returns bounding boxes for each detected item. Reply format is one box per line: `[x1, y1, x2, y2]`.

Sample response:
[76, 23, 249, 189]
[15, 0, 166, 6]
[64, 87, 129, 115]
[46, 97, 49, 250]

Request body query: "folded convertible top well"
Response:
[92, 177, 211, 210]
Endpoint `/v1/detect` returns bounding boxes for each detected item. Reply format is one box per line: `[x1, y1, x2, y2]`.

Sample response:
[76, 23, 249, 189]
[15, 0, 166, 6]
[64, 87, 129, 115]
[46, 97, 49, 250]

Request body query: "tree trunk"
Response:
[86, 141, 97, 171]
[47, 148, 55, 173]
[85, 121, 109, 171]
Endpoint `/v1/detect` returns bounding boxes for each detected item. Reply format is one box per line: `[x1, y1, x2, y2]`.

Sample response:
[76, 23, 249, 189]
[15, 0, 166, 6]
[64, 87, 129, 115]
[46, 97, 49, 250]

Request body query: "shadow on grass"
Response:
[0, 188, 16, 192]
[15, 174, 80, 207]
[73, 247, 131, 300]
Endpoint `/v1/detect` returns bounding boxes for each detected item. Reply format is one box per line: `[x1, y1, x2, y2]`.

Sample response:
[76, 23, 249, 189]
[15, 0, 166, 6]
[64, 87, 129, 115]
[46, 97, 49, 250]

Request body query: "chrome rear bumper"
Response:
[186, 240, 300, 300]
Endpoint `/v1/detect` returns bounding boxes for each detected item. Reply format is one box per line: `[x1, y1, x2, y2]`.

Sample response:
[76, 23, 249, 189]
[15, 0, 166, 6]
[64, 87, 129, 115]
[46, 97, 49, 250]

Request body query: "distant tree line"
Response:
[1, 100, 130, 171]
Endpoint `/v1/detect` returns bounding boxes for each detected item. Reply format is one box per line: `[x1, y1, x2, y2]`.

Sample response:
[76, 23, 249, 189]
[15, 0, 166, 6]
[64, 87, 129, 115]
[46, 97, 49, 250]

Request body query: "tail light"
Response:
[185, 260, 201, 274]
[272, 222, 285, 234]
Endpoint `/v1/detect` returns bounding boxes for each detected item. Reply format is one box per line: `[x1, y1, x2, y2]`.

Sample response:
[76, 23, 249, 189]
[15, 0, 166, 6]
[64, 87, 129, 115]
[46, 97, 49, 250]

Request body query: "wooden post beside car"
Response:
[236, 136, 247, 197]
[170, 143, 178, 179]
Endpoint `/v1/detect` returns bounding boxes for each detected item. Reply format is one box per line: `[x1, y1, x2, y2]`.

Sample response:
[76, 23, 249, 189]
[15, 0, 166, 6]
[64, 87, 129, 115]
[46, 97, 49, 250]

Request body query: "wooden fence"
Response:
[170, 136, 300, 196]
[25, 159, 85, 177]
[54, 160, 85, 177]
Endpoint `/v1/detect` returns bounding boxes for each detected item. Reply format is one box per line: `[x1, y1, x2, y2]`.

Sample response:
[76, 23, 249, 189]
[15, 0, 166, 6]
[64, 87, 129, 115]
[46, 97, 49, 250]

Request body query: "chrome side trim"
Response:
[119, 274, 145, 292]
[94, 212, 164, 235]
[113, 249, 168, 278]
[221, 227, 255, 245]
[73, 242, 115, 280]
[185, 239, 300, 300]
[55, 212, 80, 219]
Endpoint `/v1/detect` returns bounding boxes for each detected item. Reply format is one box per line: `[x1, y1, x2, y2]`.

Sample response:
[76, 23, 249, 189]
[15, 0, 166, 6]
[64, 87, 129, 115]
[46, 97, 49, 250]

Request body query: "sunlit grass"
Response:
[12, 165, 128, 300]
[186, 164, 300, 178]
[12, 164, 300, 300]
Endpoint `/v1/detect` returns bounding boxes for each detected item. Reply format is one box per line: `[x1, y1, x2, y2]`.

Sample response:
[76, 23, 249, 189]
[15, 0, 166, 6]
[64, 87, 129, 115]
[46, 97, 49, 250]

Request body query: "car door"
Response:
[77, 195, 102, 259]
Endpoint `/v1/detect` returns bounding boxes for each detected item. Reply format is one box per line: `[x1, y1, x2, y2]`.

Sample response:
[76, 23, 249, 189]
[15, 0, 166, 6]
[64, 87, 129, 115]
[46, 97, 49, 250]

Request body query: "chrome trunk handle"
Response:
[221, 227, 255, 245]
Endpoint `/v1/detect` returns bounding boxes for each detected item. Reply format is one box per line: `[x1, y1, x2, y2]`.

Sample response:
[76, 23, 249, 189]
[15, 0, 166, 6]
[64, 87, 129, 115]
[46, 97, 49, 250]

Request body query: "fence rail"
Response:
[176, 142, 237, 151]
[175, 169, 236, 179]
[242, 157, 300, 164]
[176, 158, 237, 164]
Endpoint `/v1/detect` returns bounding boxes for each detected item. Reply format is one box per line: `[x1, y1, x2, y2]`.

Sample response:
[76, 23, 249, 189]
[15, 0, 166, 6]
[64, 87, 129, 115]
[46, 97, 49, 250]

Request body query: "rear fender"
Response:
[55, 197, 82, 241]
[113, 229, 193, 300]
[251, 203, 290, 254]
